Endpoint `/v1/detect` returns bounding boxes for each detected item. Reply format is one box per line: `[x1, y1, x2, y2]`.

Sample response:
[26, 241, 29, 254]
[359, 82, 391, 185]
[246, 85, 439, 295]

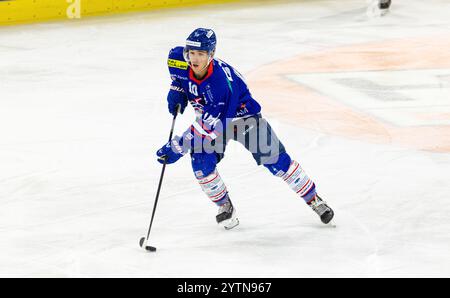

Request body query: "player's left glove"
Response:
[156, 137, 186, 164]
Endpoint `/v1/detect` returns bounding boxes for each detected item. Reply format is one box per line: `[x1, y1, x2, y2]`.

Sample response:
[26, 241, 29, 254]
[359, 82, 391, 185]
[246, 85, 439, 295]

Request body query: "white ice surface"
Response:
[0, 0, 449, 277]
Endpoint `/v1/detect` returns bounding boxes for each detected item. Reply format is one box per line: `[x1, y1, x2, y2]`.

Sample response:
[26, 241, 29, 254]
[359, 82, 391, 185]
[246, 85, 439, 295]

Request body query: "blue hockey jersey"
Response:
[167, 46, 261, 151]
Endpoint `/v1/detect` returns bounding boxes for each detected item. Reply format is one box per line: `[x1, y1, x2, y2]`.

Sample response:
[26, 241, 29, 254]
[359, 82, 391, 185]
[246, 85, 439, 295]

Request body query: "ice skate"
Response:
[366, 0, 391, 17]
[216, 198, 239, 230]
[378, 0, 391, 15]
[308, 195, 334, 225]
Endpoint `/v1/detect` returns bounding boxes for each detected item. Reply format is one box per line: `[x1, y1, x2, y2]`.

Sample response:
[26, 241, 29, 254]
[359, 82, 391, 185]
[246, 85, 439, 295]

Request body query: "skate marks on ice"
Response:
[142, 207, 371, 277]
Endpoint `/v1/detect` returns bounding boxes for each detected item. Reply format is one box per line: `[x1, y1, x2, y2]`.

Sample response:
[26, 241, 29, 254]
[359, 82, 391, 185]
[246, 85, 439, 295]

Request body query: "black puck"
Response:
[146, 246, 157, 252]
[140, 237, 157, 252]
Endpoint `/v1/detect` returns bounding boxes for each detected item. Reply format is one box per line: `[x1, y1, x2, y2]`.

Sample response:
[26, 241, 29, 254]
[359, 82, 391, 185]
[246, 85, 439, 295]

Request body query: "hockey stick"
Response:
[140, 105, 181, 252]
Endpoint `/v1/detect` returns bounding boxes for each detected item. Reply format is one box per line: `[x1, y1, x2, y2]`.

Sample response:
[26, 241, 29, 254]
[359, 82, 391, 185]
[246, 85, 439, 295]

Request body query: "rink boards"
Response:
[0, 0, 239, 25]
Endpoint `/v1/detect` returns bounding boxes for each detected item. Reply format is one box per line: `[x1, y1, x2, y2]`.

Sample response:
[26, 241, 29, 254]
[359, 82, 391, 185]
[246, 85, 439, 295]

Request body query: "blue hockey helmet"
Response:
[183, 28, 216, 63]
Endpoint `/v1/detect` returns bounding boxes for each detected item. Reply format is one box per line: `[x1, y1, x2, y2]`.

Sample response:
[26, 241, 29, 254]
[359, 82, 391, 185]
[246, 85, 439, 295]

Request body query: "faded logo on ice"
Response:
[247, 36, 450, 152]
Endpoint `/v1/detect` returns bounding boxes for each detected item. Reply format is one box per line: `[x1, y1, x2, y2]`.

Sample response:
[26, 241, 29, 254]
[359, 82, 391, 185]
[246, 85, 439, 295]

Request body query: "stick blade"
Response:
[139, 237, 146, 248]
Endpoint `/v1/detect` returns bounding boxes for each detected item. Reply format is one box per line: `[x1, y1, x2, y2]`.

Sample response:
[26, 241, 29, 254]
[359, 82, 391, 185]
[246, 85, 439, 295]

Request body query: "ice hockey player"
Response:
[156, 28, 334, 230]
[367, 0, 391, 17]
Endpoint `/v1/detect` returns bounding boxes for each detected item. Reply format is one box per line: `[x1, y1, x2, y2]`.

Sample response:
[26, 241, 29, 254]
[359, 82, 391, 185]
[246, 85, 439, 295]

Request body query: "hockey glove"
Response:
[156, 137, 186, 164]
[167, 81, 187, 116]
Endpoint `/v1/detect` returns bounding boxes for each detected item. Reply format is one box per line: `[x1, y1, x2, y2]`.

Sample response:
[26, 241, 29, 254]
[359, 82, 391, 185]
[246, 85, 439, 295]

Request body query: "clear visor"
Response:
[183, 47, 214, 65]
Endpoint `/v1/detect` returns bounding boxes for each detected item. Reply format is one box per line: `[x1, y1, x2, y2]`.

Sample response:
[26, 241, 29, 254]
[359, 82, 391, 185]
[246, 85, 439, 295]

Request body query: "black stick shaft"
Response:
[145, 106, 180, 241]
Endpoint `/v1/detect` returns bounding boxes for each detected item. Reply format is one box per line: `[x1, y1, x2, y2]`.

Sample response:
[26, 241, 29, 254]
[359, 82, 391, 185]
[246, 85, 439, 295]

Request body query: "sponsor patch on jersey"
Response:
[168, 59, 188, 70]
[172, 74, 188, 81]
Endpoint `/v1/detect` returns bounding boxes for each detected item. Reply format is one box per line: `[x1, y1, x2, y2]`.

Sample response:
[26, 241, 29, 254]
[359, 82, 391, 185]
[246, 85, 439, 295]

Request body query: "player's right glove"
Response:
[167, 81, 187, 116]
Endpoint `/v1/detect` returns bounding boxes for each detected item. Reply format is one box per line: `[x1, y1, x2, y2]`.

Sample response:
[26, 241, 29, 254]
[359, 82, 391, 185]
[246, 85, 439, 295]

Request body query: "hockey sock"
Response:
[282, 160, 317, 204]
[196, 168, 229, 206]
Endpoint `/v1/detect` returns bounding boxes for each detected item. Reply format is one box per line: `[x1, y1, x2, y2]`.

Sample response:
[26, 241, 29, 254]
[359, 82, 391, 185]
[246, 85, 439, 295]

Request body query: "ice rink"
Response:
[1, 0, 450, 277]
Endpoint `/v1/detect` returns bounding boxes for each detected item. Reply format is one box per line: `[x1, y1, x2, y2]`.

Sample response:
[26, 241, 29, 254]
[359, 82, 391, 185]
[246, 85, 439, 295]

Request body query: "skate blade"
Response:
[221, 217, 239, 230]
[327, 220, 337, 228]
